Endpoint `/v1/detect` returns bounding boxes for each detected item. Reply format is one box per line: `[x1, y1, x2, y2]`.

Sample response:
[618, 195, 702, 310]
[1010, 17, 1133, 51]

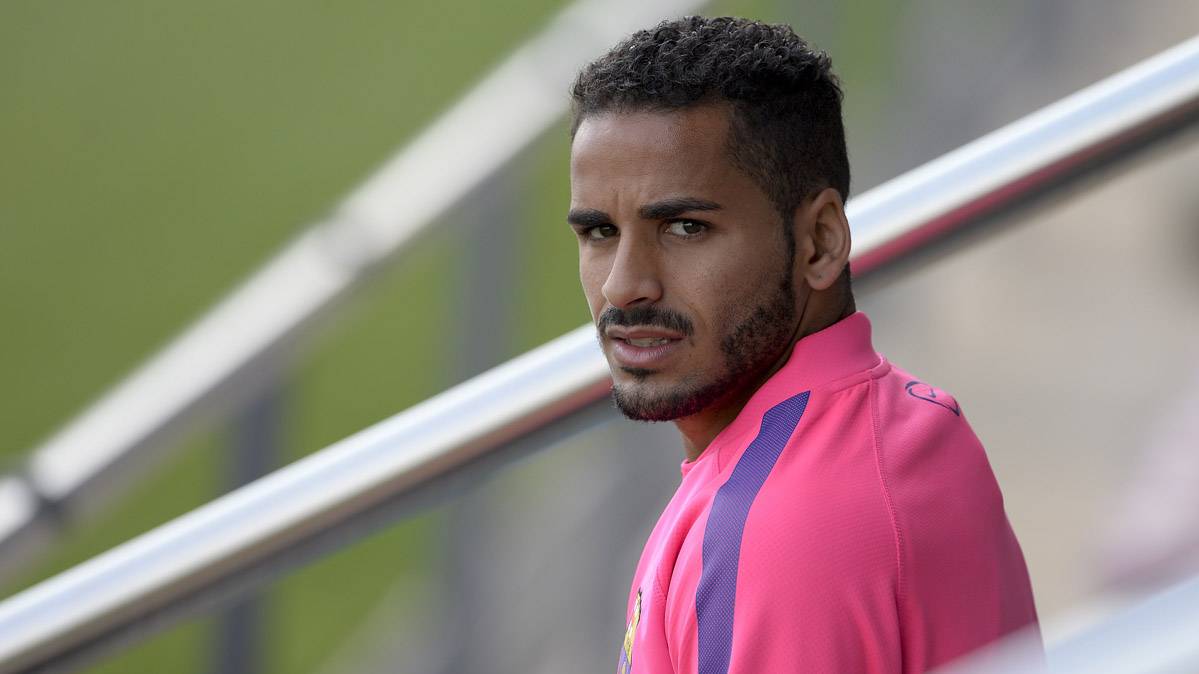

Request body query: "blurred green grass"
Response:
[0, 1, 566, 671]
[0, 1, 895, 670]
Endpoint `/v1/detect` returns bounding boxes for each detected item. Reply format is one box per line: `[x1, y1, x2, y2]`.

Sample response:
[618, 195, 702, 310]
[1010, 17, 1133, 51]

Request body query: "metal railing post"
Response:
[214, 381, 282, 674]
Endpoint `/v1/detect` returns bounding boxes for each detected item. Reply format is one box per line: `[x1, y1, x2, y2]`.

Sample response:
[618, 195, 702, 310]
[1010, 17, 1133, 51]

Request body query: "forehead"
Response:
[570, 105, 755, 208]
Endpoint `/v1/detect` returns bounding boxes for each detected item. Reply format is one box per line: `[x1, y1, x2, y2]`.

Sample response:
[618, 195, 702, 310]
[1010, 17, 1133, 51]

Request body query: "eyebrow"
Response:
[566, 208, 611, 229]
[567, 197, 722, 228]
[639, 197, 722, 220]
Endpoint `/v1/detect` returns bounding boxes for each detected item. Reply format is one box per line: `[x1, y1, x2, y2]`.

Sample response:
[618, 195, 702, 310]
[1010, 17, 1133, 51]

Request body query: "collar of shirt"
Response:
[680, 311, 881, 475]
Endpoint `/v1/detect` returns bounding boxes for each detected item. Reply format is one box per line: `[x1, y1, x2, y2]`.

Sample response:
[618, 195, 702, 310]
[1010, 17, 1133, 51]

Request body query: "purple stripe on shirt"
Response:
[695, 391, 810, 674]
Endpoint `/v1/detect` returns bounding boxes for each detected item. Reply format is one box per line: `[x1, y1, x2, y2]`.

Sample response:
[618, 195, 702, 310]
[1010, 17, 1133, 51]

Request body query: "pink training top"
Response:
[617, 312, 1038, 674]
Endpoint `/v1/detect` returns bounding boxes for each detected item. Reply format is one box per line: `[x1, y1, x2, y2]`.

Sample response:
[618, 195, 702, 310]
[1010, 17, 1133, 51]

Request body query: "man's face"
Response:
[569, 104, 802, 421]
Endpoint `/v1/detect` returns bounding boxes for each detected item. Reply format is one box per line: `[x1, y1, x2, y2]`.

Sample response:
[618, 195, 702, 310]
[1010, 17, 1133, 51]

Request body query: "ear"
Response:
[793, 187, 851, 291]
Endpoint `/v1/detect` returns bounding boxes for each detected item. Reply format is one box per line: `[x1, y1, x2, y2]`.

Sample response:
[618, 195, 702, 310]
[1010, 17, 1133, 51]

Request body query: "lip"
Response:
[604, 326, 686, 369]
[605, 325, 685, 341]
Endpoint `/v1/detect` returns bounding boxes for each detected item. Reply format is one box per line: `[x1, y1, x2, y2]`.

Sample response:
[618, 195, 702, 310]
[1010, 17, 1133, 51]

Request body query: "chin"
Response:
[611, 377, 723, 422]
[617, 366, 657, 382]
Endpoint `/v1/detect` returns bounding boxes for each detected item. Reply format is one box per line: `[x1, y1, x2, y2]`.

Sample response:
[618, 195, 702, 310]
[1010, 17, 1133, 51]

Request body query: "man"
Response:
[566, 16, 1039, 674]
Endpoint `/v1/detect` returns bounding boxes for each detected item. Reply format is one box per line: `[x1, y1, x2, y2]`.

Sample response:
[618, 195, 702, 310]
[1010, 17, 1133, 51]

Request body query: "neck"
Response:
[675, 289, 855, 462]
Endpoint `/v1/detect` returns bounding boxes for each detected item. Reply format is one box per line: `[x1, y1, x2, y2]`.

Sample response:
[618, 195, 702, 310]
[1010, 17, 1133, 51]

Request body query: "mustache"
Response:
[596, 305, 695, 337]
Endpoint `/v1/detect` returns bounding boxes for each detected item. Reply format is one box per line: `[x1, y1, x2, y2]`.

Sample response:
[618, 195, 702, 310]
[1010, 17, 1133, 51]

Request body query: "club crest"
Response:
[618, 589, 642, 674]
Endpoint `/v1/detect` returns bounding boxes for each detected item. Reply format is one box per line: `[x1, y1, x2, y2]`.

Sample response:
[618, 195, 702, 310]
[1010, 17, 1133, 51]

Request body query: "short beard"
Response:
[611, 270, 797, 422]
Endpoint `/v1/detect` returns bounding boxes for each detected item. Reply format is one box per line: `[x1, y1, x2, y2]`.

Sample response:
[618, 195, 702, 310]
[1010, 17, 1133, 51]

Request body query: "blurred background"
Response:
[2, 1, 1197, 672]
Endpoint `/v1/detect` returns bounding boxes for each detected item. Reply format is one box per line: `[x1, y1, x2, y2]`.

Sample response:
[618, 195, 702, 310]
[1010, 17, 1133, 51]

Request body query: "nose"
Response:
[601, 235, 663, 309]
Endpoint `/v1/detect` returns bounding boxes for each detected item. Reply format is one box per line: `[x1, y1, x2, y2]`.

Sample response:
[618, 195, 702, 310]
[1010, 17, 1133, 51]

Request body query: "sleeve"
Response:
[878, 374, 1041, 671]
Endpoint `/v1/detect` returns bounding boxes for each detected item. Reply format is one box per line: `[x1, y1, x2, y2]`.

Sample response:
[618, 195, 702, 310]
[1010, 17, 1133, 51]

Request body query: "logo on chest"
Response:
[618, 589, 643, 674]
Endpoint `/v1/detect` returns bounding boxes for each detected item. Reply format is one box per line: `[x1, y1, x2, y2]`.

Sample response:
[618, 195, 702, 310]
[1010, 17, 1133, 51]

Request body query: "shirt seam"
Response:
[869, 376, 907, 639]
[812, 354, 888, 395]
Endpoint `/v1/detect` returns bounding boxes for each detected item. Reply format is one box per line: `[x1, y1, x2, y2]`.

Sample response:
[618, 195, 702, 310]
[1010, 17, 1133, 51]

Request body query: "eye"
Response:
[666, 220, 706, 237]
[586, 224, 619, 240]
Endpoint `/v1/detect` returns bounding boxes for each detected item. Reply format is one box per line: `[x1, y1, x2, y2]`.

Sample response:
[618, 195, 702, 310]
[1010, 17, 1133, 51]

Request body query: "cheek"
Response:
[669, 264, 736, 334]
[682, 247, 786, 330]
[578, 254, 610, 319]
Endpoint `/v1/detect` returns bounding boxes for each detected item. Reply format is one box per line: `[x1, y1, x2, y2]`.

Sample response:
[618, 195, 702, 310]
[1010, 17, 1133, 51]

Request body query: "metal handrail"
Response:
[0, 30, 1196, 674]
[0, 0, 709, 570]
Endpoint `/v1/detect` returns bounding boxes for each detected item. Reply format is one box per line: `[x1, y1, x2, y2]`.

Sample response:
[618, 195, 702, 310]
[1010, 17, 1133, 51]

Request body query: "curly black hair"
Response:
[571, 16, 850, 225]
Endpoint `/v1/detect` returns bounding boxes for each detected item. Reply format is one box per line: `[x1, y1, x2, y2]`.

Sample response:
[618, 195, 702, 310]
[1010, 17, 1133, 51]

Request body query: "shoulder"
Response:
[693, 388, 904, 670]
[873, 363, 1038, 634]
[871, 363, 1006, 530]
[734, 380, 899, 588]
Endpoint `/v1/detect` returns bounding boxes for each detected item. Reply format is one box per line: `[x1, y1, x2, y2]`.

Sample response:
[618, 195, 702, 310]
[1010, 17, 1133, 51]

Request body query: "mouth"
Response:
[604, 326, 686, 370]
[623, 336, 673, 347]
